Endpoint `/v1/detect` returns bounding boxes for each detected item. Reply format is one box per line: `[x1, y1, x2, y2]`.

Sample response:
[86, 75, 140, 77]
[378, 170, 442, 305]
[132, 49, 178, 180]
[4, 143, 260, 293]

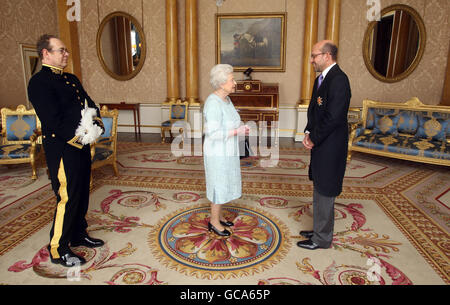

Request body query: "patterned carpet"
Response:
[0, 142, 448, 285]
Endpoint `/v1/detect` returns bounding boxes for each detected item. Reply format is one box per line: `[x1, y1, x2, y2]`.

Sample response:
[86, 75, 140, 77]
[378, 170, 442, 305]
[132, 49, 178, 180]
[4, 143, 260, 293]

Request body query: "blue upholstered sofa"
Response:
[348, 98, 450, 166]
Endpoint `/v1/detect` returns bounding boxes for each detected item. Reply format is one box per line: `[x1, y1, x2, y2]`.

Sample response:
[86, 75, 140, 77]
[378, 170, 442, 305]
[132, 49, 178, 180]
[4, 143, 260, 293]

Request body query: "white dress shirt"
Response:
[305, 62, 337, 135]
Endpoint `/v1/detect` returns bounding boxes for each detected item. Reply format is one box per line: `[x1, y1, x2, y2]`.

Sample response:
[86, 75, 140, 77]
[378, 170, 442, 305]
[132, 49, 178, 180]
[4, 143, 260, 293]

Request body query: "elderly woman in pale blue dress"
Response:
[203, 64, 249, 236]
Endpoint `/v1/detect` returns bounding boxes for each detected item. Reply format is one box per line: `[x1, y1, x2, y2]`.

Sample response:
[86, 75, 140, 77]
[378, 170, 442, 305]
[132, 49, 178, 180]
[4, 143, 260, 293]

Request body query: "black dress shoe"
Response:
[296, 239, 321, 250]
[47, 246, 86, 267]
[300, 230, 314, 239]
[208, 222, 231, 236]
[220, 220, 234, 227]
[71, 236, 105, 248]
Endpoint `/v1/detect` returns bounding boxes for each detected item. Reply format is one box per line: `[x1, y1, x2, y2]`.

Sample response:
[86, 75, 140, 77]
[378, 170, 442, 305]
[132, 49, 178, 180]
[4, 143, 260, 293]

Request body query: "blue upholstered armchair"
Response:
[0, 105, 42, 179]
[91, 106, 119, 176]
[161, 100, 189, 143]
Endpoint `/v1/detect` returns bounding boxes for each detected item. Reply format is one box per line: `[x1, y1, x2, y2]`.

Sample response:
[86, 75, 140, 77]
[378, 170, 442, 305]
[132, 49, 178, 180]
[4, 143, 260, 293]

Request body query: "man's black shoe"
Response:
[47, 247, 86, 267]
[71, 236, 105, 248]
[299, 230, 314, 239]
[296, 239, 321, 250]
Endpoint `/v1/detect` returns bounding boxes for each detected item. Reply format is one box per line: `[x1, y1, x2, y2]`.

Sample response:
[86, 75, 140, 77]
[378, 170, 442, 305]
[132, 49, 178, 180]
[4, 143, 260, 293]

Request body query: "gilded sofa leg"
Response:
[112, 160, 119, 176]
[347, 150, 352, 161]
[30, 142, 38, 180]
[31, 159, 37, 180]
[347, 122, 358, 162]
[161, 128, 166, 143]
[30, 150, 37, 180]
[179, 128, 184, 146]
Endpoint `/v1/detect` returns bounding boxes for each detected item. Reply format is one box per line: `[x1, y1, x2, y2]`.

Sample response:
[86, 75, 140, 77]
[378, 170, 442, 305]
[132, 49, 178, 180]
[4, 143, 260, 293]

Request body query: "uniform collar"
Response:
[42, 64, 64, 75]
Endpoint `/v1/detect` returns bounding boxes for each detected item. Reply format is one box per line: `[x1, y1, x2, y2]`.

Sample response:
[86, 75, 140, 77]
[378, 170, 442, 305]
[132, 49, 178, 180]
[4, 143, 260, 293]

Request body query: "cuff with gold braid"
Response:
[67, 135, 83, 149]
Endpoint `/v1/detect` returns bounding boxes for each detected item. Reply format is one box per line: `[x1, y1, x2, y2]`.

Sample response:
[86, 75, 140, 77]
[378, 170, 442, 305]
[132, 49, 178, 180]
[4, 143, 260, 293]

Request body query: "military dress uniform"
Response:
[27, 64, 104, 261]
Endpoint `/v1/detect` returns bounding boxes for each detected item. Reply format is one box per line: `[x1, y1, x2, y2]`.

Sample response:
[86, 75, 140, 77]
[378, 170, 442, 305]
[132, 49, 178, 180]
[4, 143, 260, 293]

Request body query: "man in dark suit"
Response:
[298, 40, 351, 250]
[28, 34, 105, 267]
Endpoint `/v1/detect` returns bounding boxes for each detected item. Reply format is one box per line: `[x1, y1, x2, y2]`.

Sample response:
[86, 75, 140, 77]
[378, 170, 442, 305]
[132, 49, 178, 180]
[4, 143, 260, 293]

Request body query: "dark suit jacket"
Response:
[27, 65, 101, 179]
[305, 64, 351, 197]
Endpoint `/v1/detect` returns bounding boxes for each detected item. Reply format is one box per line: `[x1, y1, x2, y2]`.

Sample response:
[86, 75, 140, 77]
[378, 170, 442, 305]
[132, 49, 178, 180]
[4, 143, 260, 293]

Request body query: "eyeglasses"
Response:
[49, 48, 70, 55]
[310, 52, 325, 60]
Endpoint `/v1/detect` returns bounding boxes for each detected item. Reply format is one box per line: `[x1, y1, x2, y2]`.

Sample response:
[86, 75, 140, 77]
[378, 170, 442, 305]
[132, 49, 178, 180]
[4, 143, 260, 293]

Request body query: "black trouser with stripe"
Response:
[44, 140, 92, 259]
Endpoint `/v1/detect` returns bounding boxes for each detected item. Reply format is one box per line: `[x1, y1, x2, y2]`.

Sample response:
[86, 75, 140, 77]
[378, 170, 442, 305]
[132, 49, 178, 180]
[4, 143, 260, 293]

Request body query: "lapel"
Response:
[317, 64, 340, 93]
[310, 64, 340, 109]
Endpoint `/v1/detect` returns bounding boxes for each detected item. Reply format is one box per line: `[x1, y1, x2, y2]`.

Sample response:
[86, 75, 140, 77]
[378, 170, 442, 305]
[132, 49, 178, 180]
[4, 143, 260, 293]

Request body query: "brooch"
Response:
[317, 96, 323, 106]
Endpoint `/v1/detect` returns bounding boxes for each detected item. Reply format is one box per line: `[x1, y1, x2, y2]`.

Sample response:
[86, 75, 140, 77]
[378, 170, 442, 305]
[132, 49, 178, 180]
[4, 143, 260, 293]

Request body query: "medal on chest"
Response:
[317, 96, 323, 106]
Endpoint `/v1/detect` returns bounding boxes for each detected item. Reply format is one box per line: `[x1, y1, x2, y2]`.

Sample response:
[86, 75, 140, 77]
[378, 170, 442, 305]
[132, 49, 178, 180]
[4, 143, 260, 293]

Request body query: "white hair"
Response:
[209, 64, 233, 90]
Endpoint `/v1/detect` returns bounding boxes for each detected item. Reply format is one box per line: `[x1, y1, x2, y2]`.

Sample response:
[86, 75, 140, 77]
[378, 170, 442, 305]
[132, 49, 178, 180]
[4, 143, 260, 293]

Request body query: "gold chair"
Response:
[161, 99, 189, 143]
[0, 105, 42, 180]
[91, 106, 119, 176]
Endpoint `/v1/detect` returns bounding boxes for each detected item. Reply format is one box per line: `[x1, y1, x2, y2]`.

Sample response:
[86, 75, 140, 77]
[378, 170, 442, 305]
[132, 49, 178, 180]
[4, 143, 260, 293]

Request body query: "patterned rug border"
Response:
[372, 194, 449, 283]
[0, 194, 54, 256]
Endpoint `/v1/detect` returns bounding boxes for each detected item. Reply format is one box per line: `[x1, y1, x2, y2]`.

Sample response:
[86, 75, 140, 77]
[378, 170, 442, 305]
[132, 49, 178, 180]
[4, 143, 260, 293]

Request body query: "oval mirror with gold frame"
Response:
[96, 11, 146, 81]
[363, 4, 426, 83]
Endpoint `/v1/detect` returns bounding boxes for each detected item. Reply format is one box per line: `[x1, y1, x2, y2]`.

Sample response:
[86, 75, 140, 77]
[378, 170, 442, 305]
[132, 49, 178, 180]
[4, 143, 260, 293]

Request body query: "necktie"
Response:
[317, 74, 324, 89]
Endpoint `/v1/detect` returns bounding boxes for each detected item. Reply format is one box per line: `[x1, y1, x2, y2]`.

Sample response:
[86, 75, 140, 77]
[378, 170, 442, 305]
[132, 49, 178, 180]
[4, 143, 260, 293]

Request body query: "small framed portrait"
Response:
[216, 13, 287, 72]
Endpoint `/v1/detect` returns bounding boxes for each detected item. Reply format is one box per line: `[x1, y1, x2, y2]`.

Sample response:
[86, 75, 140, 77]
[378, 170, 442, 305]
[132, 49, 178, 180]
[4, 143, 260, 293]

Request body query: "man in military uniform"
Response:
[28, 34, 105, 267]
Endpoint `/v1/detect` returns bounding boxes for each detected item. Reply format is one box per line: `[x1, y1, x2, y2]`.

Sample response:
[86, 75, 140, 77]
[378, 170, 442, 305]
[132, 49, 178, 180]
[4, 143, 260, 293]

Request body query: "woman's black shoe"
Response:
[220, 220, 234, 227]
[208, 222, 231, 236]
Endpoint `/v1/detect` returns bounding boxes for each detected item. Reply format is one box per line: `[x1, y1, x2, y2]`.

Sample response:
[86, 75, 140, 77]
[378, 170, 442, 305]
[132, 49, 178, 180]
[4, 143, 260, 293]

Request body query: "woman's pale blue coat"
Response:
[203, 93, 242, 204]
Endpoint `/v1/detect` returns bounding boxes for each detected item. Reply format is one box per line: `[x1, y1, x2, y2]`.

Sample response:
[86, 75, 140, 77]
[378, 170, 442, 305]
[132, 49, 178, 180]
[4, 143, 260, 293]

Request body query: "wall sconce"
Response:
[216, 0, 225, 7]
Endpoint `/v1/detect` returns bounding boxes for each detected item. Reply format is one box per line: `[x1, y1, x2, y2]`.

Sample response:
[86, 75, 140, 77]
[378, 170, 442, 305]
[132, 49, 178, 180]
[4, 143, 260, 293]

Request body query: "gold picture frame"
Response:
[216, 13, 287, 72]
[20, 43, 42, 108]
